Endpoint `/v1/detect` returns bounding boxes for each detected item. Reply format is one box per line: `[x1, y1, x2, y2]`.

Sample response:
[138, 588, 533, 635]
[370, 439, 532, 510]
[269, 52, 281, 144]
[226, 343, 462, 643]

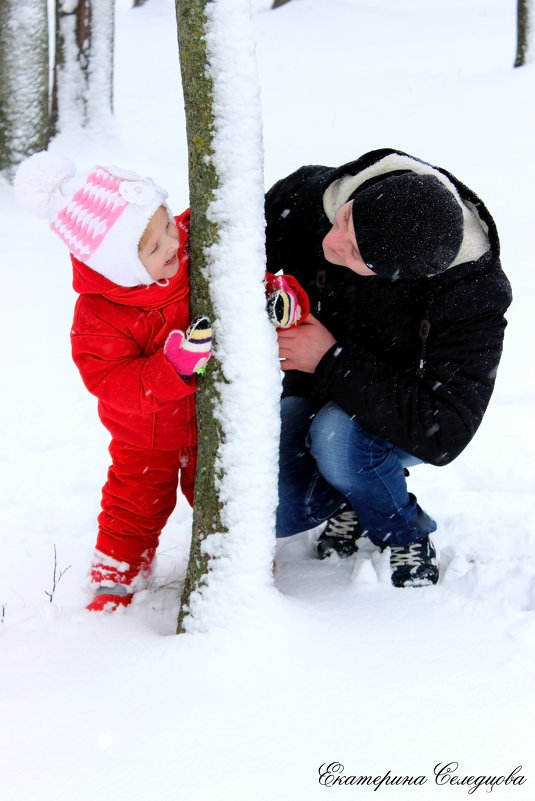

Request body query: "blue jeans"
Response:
[276, 397, 436, 547]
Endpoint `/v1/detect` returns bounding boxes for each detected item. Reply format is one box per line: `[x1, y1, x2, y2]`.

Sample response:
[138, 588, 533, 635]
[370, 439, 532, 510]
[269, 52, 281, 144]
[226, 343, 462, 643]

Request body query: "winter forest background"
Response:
[1, 1, 535, 800]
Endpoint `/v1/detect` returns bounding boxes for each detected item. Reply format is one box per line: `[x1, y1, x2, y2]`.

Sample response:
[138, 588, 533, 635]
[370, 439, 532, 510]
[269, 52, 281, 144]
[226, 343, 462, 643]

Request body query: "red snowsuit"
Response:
[70, 210, 197, 577]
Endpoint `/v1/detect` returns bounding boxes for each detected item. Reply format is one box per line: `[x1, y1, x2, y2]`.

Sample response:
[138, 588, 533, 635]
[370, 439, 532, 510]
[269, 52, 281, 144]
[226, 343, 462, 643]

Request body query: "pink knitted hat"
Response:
[14, 151, 172, 287]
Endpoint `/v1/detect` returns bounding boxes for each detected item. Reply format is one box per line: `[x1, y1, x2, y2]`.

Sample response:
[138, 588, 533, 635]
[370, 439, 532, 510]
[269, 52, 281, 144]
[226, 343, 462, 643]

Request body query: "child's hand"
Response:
[164, 316, 212, 378]
[266, 272, 310, 329]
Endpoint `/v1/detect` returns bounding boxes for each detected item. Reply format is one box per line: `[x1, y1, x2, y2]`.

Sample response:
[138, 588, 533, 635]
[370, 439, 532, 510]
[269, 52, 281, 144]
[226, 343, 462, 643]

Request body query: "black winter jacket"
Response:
[265, 149, 512, 466]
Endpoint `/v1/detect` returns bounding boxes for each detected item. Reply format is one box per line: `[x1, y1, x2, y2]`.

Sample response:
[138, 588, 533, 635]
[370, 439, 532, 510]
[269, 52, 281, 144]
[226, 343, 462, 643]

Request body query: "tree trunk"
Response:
[86, 0, 115, 125]
[0, 0, 49, 178]
[515, 0, 535, 67]
[175, 0, 225, 634]
[51, 0, 114, 136]
[175, 0, 279, 634]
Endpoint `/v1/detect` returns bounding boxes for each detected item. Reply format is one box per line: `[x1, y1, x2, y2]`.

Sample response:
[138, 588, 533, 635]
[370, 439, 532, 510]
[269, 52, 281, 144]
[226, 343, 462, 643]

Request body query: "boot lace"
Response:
[390, 540, 429, 567]
[324, 510, 360, 540]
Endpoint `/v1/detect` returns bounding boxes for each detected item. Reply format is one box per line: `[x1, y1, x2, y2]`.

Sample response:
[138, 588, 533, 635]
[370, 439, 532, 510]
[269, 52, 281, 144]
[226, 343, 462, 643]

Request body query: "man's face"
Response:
[322, 200, 375, 276]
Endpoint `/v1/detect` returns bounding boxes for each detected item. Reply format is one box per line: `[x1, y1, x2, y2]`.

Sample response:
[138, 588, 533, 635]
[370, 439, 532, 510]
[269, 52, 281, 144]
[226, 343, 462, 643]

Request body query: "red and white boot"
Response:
[87, 585, 133, 613]
[86, 549, 155, 612]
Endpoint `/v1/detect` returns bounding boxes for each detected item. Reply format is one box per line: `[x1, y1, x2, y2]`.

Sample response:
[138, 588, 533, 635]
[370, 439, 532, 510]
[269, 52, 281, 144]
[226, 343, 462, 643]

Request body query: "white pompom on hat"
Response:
[14, 151, 172, 287]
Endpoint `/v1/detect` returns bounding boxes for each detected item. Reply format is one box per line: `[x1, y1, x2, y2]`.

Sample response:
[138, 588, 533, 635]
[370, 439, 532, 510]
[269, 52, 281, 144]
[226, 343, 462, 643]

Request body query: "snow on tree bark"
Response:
[175, 0, 281, 634]
[175, 0, 223, 633]
[0, 0, 49, 178]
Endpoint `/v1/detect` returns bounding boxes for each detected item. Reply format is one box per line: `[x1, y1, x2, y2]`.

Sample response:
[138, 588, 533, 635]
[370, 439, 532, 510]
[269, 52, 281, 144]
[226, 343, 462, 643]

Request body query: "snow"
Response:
[183, 0, 281, 631]
[0, 0, 534, 799]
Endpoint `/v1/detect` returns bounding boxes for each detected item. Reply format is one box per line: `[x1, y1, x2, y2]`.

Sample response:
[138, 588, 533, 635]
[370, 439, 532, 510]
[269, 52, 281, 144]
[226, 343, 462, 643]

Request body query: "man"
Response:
[265, 148, 512, 587]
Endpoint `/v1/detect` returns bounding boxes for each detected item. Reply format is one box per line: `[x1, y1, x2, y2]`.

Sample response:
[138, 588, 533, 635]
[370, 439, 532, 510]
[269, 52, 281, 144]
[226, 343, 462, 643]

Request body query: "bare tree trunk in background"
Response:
[0, 0, 49, 178]
[51, 0, 115, 136]
[175, 0, 225, 634]
[515, 0, 535, 66]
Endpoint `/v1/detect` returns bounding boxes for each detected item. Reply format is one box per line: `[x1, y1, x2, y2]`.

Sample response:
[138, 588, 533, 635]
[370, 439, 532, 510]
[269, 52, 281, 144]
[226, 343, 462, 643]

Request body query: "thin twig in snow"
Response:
[45, 545, 71, 603]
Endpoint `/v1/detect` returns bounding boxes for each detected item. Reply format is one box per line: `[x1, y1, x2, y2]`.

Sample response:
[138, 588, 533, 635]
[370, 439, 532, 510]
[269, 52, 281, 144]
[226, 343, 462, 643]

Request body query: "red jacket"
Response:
[70, 210, 197, 451]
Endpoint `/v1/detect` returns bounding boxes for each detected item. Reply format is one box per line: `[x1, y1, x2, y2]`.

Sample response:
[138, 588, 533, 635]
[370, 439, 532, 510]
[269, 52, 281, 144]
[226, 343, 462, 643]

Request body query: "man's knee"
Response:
[308, 402, 392, 483]
[310, 399, 364, 440]
[309, 401, 349, 438]
[308, 403, 356, 475]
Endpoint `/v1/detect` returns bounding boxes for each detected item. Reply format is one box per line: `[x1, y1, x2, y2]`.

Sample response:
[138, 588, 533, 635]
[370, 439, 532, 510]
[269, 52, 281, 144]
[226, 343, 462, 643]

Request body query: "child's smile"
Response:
[139, 207, 180, 282]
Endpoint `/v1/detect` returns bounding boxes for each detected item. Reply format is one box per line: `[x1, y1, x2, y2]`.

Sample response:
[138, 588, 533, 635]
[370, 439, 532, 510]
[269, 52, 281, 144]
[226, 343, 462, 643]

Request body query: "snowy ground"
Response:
[1, 0, 534, 799]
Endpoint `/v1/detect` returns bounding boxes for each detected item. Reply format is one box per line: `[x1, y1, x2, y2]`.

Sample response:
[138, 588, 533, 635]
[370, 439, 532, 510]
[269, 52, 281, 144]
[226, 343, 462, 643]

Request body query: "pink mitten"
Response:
[164, 316, 212, 378]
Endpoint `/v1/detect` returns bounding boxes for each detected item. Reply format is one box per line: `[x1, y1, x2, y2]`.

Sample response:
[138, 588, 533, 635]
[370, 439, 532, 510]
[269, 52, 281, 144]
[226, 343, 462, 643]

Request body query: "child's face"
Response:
[139, 207, 180, 282]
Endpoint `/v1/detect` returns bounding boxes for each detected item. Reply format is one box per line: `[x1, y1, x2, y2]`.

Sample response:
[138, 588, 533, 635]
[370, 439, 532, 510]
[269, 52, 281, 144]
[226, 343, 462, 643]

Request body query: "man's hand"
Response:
[277, 314, 336, 373]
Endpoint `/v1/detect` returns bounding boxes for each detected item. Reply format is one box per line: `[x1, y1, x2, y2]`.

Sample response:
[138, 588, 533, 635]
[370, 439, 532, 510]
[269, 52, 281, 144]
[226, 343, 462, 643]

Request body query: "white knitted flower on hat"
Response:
[119, 179, 158, 206]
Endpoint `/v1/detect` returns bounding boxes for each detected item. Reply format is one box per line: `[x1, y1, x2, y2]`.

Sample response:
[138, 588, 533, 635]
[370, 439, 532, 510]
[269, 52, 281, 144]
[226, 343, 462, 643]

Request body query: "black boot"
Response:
[389, 536, 439, 587]
[317, 510, 363, 559]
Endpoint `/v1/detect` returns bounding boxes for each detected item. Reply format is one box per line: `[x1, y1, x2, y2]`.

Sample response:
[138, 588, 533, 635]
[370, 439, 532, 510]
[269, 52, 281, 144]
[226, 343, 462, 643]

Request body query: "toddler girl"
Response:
[15, 152, 212, 611]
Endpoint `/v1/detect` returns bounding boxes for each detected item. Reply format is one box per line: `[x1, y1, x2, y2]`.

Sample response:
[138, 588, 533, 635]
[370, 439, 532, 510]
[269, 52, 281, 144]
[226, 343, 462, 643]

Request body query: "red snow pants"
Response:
[95, 439, 196, 571]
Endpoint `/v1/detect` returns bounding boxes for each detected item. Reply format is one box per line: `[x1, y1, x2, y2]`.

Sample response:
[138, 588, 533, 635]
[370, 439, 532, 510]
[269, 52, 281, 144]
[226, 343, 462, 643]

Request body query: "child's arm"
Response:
[71, 301, 198, 414]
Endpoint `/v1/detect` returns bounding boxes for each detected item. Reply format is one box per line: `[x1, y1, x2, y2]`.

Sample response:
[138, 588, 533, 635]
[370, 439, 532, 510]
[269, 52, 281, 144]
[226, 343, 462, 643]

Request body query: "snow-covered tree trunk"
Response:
[515, 0, 535, 66]
[175, 0, 281, 634]
[175, 0, 223, 632]
[51, 0, 114, 135]
[0, 0, 49, 179]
